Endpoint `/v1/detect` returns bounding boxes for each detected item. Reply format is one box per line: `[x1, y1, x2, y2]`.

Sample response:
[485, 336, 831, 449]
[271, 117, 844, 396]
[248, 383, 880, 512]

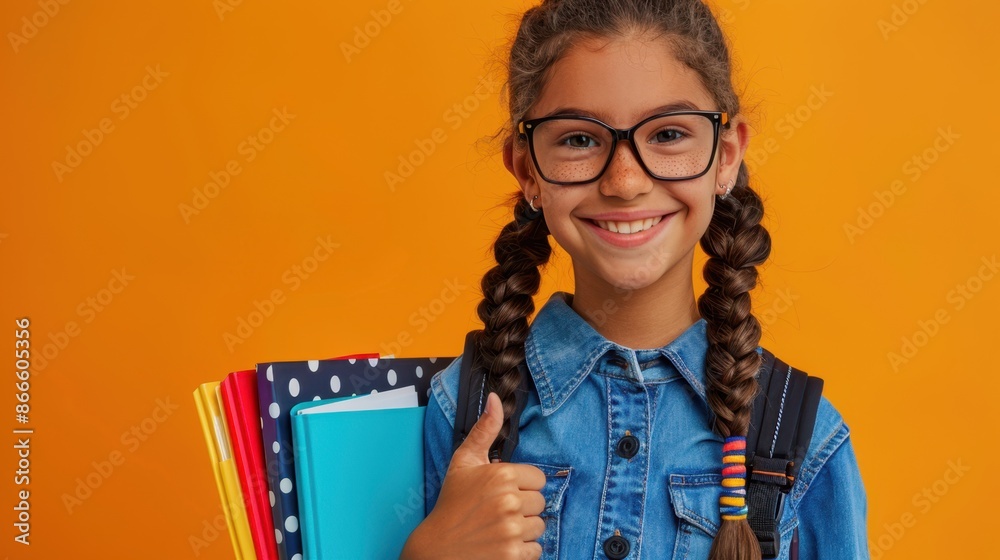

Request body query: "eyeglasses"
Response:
[517, 110, 729, 185]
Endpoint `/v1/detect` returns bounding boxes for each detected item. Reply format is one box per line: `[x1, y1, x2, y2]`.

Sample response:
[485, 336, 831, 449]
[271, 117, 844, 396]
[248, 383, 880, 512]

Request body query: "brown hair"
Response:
[474, 1, 770, 557]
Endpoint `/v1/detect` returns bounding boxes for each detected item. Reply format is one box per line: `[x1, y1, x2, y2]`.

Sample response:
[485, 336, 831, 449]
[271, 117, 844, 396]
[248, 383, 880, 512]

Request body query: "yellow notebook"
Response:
[194, 381, 256, 560]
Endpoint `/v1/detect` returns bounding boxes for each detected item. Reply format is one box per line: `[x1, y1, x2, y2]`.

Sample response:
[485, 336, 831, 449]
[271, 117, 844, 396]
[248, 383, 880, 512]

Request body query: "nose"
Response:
[598, 139, 653, 201]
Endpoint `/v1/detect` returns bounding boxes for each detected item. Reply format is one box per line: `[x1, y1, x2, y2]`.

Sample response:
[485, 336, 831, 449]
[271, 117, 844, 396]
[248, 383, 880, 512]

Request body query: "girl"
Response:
[402, 0, 868, 558]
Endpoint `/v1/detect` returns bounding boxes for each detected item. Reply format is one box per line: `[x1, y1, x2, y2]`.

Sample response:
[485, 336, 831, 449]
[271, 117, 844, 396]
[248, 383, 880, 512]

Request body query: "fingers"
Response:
[505, 463, 547, 491]
[450, 392, 503, 469]
[521, 515, 547, 542]
[521, 541, 543, 560]
[519, 490, 546, 517]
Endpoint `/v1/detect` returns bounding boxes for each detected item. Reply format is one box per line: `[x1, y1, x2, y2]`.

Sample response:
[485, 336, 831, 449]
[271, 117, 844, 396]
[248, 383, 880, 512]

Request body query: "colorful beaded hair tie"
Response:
[720, 435, 749, 521]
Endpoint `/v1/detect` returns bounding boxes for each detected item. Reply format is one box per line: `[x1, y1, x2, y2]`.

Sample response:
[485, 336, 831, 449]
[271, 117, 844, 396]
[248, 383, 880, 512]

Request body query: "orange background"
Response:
[1, 0, 995, 558]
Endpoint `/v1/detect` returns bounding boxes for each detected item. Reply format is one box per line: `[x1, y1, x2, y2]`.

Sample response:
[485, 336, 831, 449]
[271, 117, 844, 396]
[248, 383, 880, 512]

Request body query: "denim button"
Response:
[616, 433, 639, 459]
[603, 533, 630, 559]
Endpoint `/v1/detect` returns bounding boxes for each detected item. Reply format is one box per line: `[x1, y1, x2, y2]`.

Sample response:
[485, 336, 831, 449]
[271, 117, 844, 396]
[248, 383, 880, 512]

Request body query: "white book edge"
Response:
[297, 385, 418, 415]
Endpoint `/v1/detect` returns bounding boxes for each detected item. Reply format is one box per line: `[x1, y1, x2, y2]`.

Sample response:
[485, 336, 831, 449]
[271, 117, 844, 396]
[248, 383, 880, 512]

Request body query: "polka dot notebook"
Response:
[256, 356, 449, 560]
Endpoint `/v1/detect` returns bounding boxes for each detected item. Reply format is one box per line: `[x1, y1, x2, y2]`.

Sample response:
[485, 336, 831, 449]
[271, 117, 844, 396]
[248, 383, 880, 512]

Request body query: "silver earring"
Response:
[517, 194, 543, 228]
[718, 179, 735, 200]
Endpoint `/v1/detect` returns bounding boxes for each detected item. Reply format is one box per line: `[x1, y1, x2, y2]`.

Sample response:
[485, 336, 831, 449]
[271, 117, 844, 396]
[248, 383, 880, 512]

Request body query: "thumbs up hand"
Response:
[400, 392, 547, 560]
[449, 390, 508, 469]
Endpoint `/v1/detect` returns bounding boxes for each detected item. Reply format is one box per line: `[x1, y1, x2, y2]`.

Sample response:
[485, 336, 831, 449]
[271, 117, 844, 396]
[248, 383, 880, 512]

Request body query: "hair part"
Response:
[475, 2, 770, 557]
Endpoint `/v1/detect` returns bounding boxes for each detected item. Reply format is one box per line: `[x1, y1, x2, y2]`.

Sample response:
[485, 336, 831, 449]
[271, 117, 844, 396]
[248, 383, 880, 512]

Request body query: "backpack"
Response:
[451, 330, 824, 559]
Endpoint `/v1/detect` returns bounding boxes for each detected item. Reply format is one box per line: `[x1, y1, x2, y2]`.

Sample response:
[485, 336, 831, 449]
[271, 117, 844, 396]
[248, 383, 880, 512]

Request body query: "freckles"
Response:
[550, 161, 596, 183]
[608, 164, 631, 182]
[644, 148, 711, 177]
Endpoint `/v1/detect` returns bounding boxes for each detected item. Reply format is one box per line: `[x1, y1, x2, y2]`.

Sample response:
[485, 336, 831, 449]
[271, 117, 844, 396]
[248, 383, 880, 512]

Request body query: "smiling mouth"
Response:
[589, 214, 670, 234]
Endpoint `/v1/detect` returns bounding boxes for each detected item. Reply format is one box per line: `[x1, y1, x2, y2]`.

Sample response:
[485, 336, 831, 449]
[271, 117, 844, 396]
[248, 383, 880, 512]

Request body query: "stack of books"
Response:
[193, 353, 451, 559]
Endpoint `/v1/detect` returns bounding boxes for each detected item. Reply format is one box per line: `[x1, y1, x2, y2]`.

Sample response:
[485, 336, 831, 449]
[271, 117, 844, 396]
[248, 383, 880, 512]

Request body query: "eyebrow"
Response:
[539, 100, 703, 122]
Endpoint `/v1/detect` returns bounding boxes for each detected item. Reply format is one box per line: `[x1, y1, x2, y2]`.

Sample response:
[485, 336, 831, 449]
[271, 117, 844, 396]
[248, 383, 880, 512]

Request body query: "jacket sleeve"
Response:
[423, 355, 462, 516]
[794, 426, 870, 559]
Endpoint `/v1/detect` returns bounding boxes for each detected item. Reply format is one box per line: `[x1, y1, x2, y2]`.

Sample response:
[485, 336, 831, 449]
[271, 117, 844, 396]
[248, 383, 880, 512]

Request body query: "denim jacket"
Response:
[424, 291, 869, 559]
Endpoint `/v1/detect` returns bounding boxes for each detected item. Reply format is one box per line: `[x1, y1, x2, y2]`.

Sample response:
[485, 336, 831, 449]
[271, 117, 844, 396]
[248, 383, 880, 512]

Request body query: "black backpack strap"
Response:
[452, 330, 530, 462]
[453, 331, 486, 453]
[746, 348, 824, 558]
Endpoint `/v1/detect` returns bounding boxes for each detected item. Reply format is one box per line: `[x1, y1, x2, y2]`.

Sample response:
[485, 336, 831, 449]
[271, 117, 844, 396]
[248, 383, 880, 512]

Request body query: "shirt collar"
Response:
[524, 291, 717, 416]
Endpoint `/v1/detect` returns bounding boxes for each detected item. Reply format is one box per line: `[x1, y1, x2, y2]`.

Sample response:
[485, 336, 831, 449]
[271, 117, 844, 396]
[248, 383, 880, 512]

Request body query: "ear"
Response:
[503, 135, 540, 199]
[716, 115, 751, 192]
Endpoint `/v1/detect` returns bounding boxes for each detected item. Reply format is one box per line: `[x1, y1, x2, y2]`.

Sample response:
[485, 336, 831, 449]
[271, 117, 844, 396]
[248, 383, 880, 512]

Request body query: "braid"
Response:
[475, 193, 552, 453]
[699, 161, 771, 560]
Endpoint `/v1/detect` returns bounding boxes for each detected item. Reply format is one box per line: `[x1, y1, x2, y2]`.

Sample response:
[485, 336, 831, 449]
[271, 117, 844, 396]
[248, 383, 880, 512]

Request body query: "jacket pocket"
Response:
[667, 472, 721, 559]
[523, 462, 572, 559]
[667, 472, 798, 559]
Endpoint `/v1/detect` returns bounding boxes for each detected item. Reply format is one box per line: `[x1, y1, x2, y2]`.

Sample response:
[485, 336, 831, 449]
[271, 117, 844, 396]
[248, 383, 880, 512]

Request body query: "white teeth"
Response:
[595, 215, 663, 234]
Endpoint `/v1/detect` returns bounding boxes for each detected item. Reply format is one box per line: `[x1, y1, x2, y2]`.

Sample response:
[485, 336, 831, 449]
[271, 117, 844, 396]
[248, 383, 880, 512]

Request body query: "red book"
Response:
[221, 369, 280, 560]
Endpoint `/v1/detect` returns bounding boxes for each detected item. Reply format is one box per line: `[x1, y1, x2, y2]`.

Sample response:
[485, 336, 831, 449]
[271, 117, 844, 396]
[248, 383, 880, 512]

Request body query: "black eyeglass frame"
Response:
[517, 110, 730, 186]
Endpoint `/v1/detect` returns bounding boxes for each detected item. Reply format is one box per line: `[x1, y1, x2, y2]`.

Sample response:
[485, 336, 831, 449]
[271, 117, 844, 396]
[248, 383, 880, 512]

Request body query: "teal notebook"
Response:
[291, 387, 426, 559]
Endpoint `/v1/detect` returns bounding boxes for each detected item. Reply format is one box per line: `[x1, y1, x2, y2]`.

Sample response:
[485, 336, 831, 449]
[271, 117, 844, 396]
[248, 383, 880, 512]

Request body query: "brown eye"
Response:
[563, 134, 597, 149]
[652, 129, 686, 143]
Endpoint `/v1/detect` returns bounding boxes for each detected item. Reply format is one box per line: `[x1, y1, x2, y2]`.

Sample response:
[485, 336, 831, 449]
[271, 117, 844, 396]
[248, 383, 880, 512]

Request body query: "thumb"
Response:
[450, 392, 503, 469]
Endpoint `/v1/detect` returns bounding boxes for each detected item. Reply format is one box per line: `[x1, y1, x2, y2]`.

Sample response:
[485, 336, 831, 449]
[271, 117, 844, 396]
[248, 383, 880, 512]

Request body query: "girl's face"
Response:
[505, 34, 749, 294]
